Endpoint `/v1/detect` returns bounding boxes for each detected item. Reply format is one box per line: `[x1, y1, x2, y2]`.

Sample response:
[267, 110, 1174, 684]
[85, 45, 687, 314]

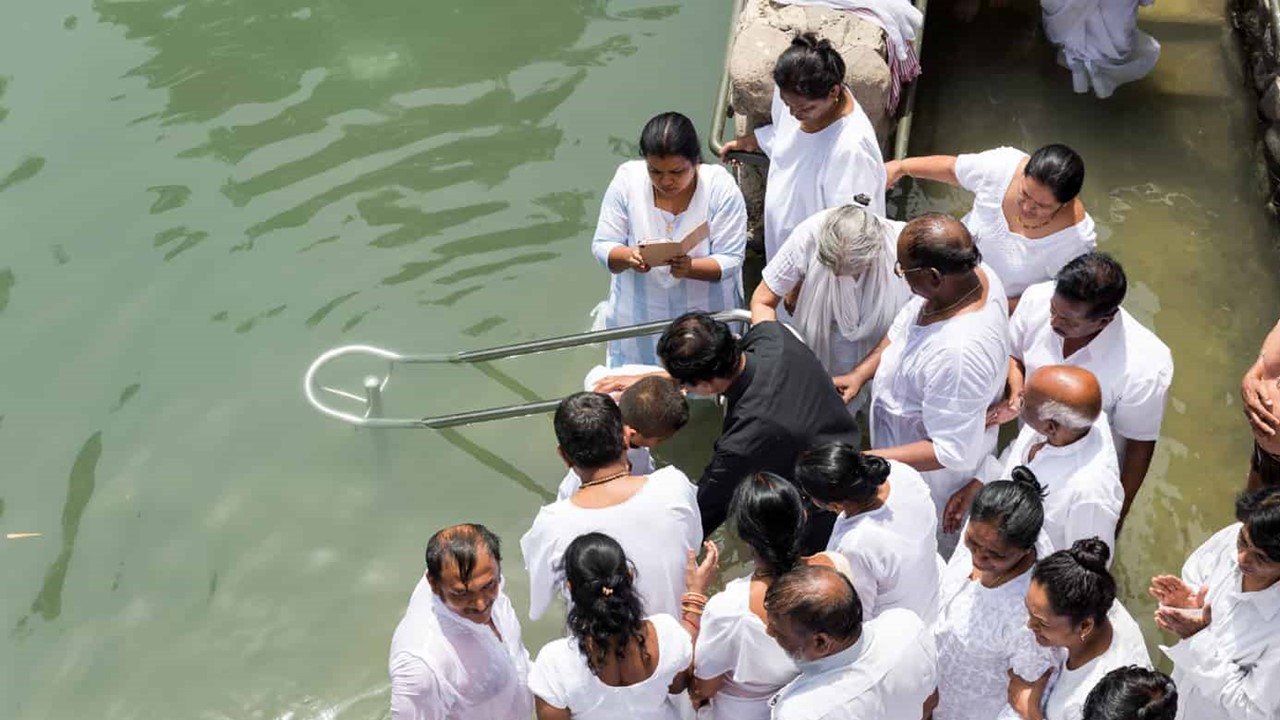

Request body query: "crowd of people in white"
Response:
[385, 15, 1280, 720]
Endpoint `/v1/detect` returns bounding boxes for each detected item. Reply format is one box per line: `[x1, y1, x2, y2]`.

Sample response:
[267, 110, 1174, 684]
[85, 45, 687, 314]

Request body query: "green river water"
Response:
[0, 0, 1275, 717]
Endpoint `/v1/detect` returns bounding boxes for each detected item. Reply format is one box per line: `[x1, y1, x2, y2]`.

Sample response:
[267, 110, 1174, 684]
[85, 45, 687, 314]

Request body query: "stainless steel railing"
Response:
[303, 309, 753, 429]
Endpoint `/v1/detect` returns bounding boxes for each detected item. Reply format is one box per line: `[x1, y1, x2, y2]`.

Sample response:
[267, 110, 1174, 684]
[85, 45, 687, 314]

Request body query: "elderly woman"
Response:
[529, 532, 718, 720]
[592, 111, 747, 367]
[1149, 485, 1280, 720]
[931, 468, 1057, 720]
[1041, 0, 1160, 99]
[719, 32, 886, 260]
[750, 205, 910, 408]
[886, 144, 1095, 306]
[1016, 538, 1151, 720]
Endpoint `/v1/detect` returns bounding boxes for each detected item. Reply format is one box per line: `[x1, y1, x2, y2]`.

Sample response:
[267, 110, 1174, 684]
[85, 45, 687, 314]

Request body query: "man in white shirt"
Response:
[764, 565, 937, 720]
[987, 365, 1124, 556]
[1003, 252, 1172, 525]
[389, 524, 532, 720]
[833, 213, 1010, 554]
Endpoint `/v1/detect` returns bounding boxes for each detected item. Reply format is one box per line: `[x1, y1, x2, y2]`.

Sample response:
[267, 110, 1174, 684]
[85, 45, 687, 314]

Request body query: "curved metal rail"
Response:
[707, 0, 928, 164]
[304, 309, 754, 429]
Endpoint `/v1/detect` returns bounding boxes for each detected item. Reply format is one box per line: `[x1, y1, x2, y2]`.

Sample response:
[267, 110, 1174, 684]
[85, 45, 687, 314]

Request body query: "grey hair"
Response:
[1036, 399, 1096, 431]
[817, 205, 888, 277]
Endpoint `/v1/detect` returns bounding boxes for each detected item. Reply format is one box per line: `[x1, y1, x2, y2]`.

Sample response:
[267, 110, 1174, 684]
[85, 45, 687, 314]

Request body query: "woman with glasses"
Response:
[749, 205, 910, 409]
[884, 144, 1095, 309]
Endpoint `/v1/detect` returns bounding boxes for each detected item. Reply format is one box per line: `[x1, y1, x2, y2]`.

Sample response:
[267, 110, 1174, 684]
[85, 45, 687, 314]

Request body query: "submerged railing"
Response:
[303, 309, 753, 429]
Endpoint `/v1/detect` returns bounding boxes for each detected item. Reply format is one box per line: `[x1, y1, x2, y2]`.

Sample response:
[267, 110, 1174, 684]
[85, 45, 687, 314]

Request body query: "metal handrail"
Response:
[706, 0, 927, 164]
[304, 309, 753, 429]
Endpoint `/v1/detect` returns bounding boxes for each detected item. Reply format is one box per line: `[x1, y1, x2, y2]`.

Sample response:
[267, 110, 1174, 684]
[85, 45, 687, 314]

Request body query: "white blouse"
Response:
[528, 613, 692, 720]
[826, 459, 943, 624]
[520, 466, 702, 620]
[953, 147, 1096, 297]
[756, 87, 886, 260]
[933, 542, 1058, 720]
[693, 576, 799, 720]
[1161, 523, 1280, 720]
[1043, 603, 1151, 720]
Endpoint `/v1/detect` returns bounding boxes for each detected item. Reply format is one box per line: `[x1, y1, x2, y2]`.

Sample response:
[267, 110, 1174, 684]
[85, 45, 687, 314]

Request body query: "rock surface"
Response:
[728, 0, 893, 142]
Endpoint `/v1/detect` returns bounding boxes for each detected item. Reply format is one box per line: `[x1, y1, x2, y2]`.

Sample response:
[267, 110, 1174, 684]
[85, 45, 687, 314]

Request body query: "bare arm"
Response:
[749, 281, 782, 324]
[606, 245, 650, 274]
[866, 440, 946, 472]
[1117, 438, 1156, 527]
[535, 697, 572, 720]
[1242, 319, 1280, 435]
[718, 132, 760, 162]
[833, 334, 891, 403]
[689, 674, 728, 708]
[668, 255, 722, 281]
[885, 155, 961, 188]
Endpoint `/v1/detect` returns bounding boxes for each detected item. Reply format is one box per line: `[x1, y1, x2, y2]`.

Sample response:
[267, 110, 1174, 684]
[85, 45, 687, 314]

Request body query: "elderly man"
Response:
[978, 365, 1124, 556]
[832, 212, 1010, 554]
[764, 565, 937, 720]
[389, 523, 532, 720]
[1000, 252, 1173, 523]
[596, 311, 857, 552]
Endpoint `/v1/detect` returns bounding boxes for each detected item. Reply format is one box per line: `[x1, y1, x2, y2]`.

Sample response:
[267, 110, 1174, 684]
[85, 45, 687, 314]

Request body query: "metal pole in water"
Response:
[363, 375, 384, 419]
[363, 374, 393, 480]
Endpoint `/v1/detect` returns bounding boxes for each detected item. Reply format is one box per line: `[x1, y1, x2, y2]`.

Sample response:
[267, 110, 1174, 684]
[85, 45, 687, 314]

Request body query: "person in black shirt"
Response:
[653, 312, 859, 552]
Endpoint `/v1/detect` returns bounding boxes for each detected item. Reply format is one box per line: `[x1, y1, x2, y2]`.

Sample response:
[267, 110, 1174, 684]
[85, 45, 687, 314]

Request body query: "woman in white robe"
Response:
[1013, 538, 1151, 720]
[718, 32, 886, 260]
[931, 471, 1058, 720]
[1041, 0, 1160, 99]
[592, 112, 747, 367]
[886, 144, 1095, 306]
[750, 205, 911, 412]
[1150, 485, 1280, 720]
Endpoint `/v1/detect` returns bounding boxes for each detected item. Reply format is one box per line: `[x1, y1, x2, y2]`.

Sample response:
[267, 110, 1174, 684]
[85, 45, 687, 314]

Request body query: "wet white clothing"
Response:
[1042, 603, 1151, 720]
[694, 576, 800, 720]
[388, 577, 533, 720]
[1011, 281, 1174, 447]
[933, 542, 1058, 720]
[760, 209, 911, 386]
[528, 613, 693, 720]
[869, 265, 1010, 539]
[592, 161, 747, 366]
[756, 87, 886, 260]
[825, 459, 943, 624]
[1041, 0, 1160, 99]
[993, 419, 1123, 557]
[954, 147, 1096, 297]
[521, 466, 702, 620]
[1161, 523, 1280, 720]
[770, 607, 938, 720]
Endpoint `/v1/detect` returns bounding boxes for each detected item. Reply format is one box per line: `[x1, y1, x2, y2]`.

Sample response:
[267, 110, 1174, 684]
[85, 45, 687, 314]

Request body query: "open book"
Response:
[638, 222, 710, 267]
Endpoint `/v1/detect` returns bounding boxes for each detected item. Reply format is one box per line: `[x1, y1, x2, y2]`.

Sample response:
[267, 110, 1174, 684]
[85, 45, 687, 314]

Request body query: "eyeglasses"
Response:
[894, 261, 930, 278]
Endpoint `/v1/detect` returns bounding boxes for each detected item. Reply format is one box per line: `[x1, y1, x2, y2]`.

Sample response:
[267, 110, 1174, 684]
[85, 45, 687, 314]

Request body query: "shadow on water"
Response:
[437, 428, 554, 503]
[15, 432, 103, 630]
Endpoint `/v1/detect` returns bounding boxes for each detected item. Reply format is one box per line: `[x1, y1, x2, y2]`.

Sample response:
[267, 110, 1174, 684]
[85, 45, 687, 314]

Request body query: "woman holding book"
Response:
[591, 112, 747, 367]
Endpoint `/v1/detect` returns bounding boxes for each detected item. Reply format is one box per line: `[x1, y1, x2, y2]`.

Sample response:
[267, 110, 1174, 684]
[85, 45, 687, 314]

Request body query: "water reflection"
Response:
[20, 431, 103, 625]
[437, 428, 554, 503]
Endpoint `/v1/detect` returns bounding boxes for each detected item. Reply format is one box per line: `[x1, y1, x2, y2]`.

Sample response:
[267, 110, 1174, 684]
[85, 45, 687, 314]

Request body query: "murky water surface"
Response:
[0, 0, 1274, 716]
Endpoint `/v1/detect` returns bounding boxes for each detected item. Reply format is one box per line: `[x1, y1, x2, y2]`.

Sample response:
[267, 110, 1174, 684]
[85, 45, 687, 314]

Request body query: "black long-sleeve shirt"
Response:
[697, 321, 859, 544]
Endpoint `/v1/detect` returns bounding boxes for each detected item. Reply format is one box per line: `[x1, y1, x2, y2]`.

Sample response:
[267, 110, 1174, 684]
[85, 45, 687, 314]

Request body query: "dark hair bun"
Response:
[1068, 537, 1111, 573]
[864, 455, 891, 486]
[1009, 465, 1048, 499]
[791, 32, 828, 52]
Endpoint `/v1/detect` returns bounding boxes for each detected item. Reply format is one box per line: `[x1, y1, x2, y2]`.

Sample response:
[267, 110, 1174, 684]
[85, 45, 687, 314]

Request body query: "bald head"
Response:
[765, 565, 862, 641]
[897, 212, 982, 274]
[1023, 365, 1103, 436]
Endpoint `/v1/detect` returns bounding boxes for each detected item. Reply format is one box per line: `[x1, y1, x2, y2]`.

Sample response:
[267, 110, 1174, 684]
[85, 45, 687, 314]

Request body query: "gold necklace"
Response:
[579, 468, 630, 489]
[921, 281, 982, 319]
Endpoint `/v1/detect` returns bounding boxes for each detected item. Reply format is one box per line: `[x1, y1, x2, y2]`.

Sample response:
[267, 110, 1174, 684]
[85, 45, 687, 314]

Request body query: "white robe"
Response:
[520, 466, 702, 620]
[592, 161, 747, 366]
[1041, 0, 1160, 98]
[388, 578, 533, 720]
[757, 88, 886, 260]
[870, 265, 1010, 553]
[760, 209, 911, 390]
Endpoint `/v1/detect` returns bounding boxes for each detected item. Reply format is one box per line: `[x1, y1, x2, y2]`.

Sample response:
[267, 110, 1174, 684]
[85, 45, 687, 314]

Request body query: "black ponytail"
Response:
[562, 532, 649, 673]
[773, 32, 845, 100]
[794, 442, 890, 505]
[1032, 537, 1116, 627]
[730, 472, 804, 575]
[969, 466, 1047, 550]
